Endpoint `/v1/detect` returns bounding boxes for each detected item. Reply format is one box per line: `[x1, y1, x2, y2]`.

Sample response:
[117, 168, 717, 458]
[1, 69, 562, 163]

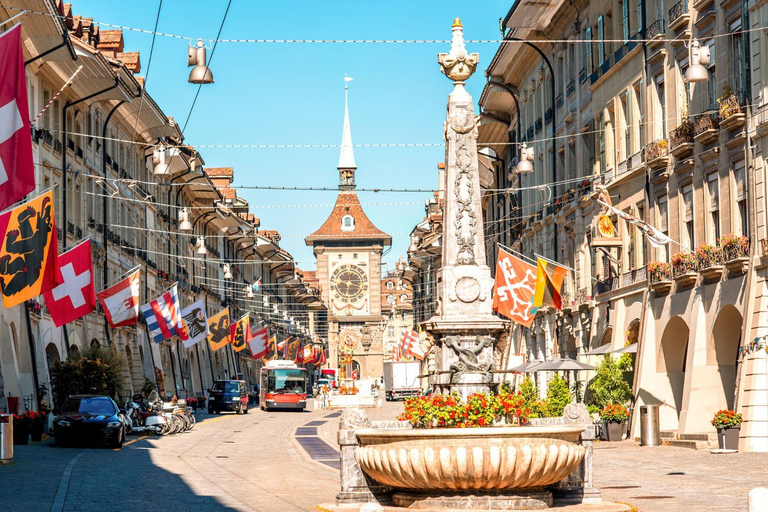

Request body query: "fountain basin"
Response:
[355, 425, 585, 491]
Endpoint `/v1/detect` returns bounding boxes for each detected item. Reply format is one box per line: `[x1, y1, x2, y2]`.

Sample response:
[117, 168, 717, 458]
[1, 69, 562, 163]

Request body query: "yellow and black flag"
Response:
[0, 191, 59, 308]
[531, 258, 567, 314]
[207, 308, 231, 351]
[229, 313, 251, 352]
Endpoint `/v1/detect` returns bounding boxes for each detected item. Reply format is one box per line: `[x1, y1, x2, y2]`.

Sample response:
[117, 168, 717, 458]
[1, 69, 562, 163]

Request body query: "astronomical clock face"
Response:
[330, 264, 368, 304]
[338, 329, 361, 353]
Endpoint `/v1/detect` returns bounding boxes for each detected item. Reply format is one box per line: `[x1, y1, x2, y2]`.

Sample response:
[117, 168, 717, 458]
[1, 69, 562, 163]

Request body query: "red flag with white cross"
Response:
[43, 239, 95, 327]
[0, 24, 35, 210]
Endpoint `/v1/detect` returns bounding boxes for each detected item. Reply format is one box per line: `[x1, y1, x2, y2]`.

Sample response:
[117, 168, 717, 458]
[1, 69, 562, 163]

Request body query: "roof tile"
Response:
[306, 191, 391, 244]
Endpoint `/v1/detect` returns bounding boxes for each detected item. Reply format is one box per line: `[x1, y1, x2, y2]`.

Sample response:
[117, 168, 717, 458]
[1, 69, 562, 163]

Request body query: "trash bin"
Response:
[639, 404, 660, 446]
[0, 414, 13, 464]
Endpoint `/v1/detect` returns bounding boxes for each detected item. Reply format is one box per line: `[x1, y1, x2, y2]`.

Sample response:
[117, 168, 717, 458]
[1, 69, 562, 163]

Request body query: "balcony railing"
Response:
[578, 66, 588, 84]
[595, 277, 619, 294]
[668, 121, 694, 150]
[646, 19, 665, 39]
[644, 139, 668, 162]
[535, 117, 543, 134]
[756, 102, 768, 126]
[668, 1, 686, 26]
[556, 93, 564, 109]
[694, 113, 718, 136]
[717, 89, 747, 122]
[67, 138, 75, 152]
[566, 80, 575, 97]
[527, 126, 534, 141]
[545, 107, 553, 125]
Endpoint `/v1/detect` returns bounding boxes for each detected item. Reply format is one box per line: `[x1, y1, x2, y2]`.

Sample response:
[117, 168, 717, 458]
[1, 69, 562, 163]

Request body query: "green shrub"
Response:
[50, 345, 127, 407]
[545, 375, 572, 417]
[588, 356, 632, 408]
[141, 377, 156, 397]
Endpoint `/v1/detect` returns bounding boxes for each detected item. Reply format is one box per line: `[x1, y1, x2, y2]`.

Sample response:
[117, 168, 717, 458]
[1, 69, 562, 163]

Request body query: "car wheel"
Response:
[112, 428, 124, 449]
[54, 435, 68, 447]
[236, 403, 243, 415]
[243, 404, 248, 414]
[208, 407, 213, 414]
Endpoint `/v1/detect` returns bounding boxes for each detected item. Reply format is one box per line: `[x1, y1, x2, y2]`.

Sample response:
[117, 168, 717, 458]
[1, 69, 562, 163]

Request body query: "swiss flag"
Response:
[0, 24, 35, 211]
[42, 240, 95, 327]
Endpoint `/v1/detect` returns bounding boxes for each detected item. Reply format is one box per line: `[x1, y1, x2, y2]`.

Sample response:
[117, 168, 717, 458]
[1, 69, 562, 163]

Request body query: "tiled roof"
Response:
[205, 167, 234, 178]
[97, 30, 123, 52]
[305, 191, 391, 244]
[115, 52, 140, 73]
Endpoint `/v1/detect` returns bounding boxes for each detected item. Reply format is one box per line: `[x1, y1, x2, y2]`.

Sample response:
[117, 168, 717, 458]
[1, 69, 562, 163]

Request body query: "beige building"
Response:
[381, 270, 414, 362]
[479, 0, 768, 450]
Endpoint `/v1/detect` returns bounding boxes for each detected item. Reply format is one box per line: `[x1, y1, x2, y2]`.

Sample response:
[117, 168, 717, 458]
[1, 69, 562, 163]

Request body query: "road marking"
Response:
[50, 451, 84, 512]
[114, 435, 149, 451]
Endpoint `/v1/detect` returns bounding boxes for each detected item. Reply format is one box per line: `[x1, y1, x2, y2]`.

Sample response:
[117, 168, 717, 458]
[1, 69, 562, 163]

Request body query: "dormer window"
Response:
[341, 214, 355, 231]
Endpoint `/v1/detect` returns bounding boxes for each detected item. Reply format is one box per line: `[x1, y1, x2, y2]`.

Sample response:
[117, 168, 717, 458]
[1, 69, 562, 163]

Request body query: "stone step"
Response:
[679, 433, 717, 442]
[659, 430, 677, 439]
[664, 439, 711, 450]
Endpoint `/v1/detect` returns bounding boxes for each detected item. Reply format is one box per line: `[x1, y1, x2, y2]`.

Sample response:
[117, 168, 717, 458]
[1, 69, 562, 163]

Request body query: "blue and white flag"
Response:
[140, 284, 182, 343]
[178, 299, 209, 348]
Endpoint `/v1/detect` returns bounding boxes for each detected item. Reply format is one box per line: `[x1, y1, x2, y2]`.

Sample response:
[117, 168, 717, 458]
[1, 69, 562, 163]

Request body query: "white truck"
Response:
[383, 361, 422, 401]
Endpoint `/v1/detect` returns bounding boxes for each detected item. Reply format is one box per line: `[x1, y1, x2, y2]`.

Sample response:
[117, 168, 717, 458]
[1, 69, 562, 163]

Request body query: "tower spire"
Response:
[338, 76, 356, 190]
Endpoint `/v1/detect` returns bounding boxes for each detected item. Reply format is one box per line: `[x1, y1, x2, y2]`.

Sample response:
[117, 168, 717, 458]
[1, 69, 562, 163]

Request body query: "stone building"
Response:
[477, 0, 768, 450]
[306, 87, 391, 381]
[380, 270, 414, 362]
[0, 1, 326, 412]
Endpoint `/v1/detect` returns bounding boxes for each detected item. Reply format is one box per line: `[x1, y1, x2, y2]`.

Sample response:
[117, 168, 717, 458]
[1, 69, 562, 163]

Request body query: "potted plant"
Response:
[187, 397, 198, 411]
[720, 234, 750, 274]
[671, 251, 698, 288]
[12, 412, 32, 445]
[696, 243, 724, 282]
[648, 262, 672, 293]
[197, 396, 207, 410]
[30, 411, 47, 442]
[711, 409, 742, 450]
[601, 403, 629, 441]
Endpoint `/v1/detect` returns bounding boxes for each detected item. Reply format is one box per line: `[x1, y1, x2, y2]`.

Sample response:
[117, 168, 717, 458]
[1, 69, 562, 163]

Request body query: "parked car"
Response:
[208, 380, 249, 414]
[53, 395, 126, 448]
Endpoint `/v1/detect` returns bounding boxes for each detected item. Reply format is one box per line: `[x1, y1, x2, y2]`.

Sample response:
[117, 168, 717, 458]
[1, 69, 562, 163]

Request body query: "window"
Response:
[636, 204, 646, 268]
[586, 27, 594, 72]
[734, 161, 747, 236]
[730, 20, 745, 94]
[705, 40, 716, 110]
[386, 281, 394, 290]
[707, 173, 720, 243]
[387, 295, 395, 304]
[655, 75, 666, 140]
[597, 16, 605, 64]
[400, 294, 408, 302]
[682, 184, 694, 250]
[657, 195, 669, 261]
[341, 215, 355, 232]
[388, 326, 394, 337]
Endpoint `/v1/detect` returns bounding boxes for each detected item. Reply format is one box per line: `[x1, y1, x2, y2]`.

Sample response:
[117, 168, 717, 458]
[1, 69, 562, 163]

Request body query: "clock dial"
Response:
[331, 264, 368, 304]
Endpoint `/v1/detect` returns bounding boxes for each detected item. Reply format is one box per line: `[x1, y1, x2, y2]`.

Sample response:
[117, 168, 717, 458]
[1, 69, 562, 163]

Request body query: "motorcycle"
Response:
[124, 392, 169, 435]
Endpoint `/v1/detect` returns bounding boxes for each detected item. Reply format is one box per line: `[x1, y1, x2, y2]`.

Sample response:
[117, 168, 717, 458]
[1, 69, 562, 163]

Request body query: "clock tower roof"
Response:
[305, 191, 391, 246]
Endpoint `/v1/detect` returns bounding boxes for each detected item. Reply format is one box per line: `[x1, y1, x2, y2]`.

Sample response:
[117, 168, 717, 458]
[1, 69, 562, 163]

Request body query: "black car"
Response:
[54, 395, 125, 448]
[208, 380, 249, 414]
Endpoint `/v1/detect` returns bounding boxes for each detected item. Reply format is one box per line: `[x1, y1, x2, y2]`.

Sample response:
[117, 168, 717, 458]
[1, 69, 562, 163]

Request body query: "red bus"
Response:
[321, 369, 338, 388]
[260, 360, 307, 411]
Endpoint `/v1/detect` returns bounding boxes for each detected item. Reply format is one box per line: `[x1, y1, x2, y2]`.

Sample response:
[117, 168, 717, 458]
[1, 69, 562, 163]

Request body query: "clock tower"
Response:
[306, 80, 391, 382]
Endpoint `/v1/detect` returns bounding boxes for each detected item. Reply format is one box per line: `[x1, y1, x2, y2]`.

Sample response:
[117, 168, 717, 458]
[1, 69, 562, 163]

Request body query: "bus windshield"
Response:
[267, 369, 306, 394]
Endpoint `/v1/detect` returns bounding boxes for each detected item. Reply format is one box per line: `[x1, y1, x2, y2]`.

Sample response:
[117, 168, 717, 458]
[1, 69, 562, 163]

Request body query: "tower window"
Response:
[341, 215, 355, 231]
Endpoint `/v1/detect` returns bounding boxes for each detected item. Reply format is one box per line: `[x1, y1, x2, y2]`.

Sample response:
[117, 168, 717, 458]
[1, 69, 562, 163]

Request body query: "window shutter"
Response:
[707, 174, 719, 210]
[625, 90, 631, 154]
[586, 27, 593, 72]
[639, 79, 645, 147]
[628, 211, 636, 269]
[658, 196, 669, 232]
[637, 0, 644, 33]
[683, 185, 694, 222]
[598, 17, 605, 64]
[735, 162, 745, 201]
[623, 0, 630, 42]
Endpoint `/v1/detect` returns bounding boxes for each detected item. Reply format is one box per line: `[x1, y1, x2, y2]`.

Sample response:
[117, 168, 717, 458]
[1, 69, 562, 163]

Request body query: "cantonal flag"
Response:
[248, 326, 269, 360]
[0, 24, 35, 210]
[0, 191, 59, 308]
[43, 239, 95, 327]
[492, 248, 537, 327]
[531, 258, 567, 313]
[97, 268, 140, 327]
[207, 308, 231, 351]
[140, 284, 182, 343]
[229, 314, 251, 352]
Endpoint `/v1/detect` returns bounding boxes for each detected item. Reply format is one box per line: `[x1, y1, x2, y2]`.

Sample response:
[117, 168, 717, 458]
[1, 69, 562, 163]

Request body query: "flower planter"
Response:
[717, 426, 740, 451]
[13, 427, 29, 445]
[725, 257, 749, 275]
[674, 272, 698, 288]
[646, 155, 669, 171]
[30, 424, 44, 442]
[720, 113, 745, 132]
[670, 142, 693, 158]
[699, 265, 724, 283]
[355, 425, 585, 492]
[603, 421, 625, 442]
[650, 280, 673, 294]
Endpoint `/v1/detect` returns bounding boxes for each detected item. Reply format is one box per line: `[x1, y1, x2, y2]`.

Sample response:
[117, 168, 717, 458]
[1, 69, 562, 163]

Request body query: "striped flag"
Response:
[140, 284, 182, 343]
[531, 258, 567, 313]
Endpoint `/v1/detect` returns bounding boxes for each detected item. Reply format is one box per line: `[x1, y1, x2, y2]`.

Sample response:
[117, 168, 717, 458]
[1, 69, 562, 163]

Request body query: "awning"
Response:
[611, 343, 638, 354]
[2, 1, 75, 62]
[584, 344, 613, 356]
[533, 358, 595, 371]
[510, 361, 543, 373]
[477, 112, 510, 161]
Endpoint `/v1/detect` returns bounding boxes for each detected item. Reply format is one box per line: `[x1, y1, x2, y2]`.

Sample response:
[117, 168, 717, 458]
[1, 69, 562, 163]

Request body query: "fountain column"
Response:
[426, 19, 508, 398]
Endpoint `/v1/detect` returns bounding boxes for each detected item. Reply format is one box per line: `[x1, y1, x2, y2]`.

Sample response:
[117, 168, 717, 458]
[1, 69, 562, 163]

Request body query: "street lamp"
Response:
[196, 236, 208, 255]
[188, 39, 214, 84]
[153, 146, 170, 175]
[223, 263, 232, 279]
[178, 208, 193, 231]
[246, 284, 254, 299]
[685, 39, 711, 83]
[516, 142, 534, 174]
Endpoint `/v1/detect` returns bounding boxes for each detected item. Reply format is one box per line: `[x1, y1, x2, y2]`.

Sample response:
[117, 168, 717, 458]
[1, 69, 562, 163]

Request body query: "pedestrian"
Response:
[370, 382, 377, 398]
[321, 384, 329, 409]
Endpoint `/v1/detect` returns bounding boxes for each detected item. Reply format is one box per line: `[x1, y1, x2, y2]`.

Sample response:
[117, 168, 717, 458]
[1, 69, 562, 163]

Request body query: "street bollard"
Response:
[0, 414, 13, 464]
[749, 487, 768, 512]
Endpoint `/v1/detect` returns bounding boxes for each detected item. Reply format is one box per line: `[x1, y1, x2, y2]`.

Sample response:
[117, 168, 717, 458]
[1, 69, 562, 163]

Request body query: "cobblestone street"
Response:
[3, 403, 768, 511]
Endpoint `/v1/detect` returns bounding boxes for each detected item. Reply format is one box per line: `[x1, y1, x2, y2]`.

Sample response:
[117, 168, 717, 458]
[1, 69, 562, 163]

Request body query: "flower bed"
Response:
[711, 409, 742, 429]
[695, 243, 723, 268]
[671, 251, 697, 277]
[398, 390, 529, 428]
[648, 262, 671, 283]
[720, 234, 749, 262]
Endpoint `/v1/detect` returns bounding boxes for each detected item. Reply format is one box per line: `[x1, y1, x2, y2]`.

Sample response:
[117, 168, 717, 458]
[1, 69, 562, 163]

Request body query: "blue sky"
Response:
[73, 0, 509, 270]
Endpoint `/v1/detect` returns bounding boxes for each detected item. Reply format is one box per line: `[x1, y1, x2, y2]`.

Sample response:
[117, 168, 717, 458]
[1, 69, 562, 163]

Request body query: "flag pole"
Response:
[0, 12, 28, 29]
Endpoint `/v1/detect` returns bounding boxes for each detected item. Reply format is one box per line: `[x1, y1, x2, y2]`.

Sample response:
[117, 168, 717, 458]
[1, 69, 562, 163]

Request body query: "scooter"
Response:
[124, 392, 169, 435]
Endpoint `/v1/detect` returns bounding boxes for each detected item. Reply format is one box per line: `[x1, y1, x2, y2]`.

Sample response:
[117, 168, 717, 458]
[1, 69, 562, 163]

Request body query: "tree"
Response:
[50, 345, 127, 407]
[587, 355, 632, 408]
[546, 374, 572, 417]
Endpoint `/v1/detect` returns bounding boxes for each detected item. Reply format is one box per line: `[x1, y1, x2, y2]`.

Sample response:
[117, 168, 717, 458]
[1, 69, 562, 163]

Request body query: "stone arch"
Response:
[707, 305, 742, 410]
[91, 338, 100, 348]
[658, 316, 689, 418]
[45, 343, 60, 372]
[70, 345, 80, 359]
[595, 326, 613, 351]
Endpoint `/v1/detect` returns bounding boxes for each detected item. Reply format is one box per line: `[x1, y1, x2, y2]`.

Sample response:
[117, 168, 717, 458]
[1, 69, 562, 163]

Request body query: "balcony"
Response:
[718, 89, 747, 131]
[76, 146, 83, 160]
[579, 66, 588, 84]
[668, 1, 689, 31]
[52, 139, 62, 155]
[694, 113, 719, 144]
[644, 139, 670, 170]
[646, 19, 665, 45]
[668, 120, 694, 158]
[757, 103, 768, 137]
[527, 126, 534, 141]
[67, 138, 75, 152]
[648, 262, 672, 294]
[535, 117, 543, 134]
[622, 267, 647, 287]
[556, 93, 564, 110]
[595, 277, 619, 295]
[566, 80, 575, 98]
[545, 107, 553, 125]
